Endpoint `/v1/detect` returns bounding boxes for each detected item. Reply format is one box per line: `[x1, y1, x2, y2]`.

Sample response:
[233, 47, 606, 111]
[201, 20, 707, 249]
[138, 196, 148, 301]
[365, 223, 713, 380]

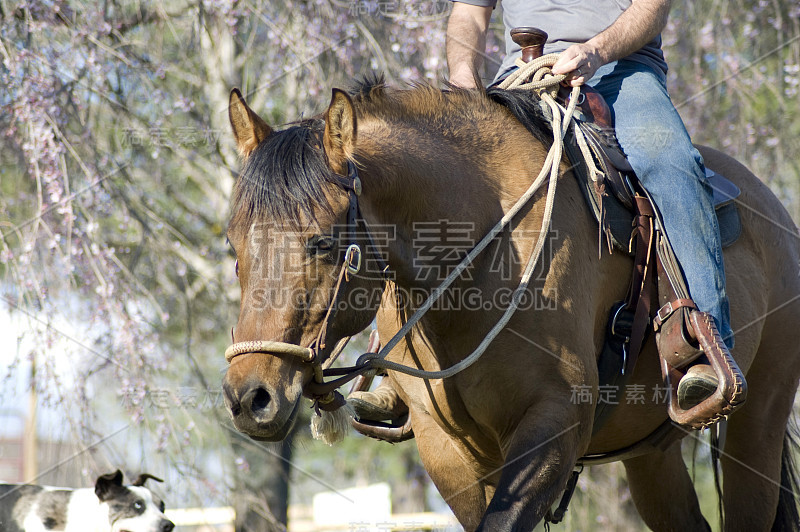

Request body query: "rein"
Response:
[225, 56, 595, 407]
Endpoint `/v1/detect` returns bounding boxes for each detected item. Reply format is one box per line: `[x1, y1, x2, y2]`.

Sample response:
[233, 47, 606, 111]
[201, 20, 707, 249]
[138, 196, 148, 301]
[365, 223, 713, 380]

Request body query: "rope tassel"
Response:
[310, 391, 354, 445]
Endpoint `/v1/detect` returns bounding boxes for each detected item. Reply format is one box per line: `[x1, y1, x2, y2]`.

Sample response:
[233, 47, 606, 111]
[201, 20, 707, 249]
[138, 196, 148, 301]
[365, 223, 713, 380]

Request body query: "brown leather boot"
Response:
[348, 378, 408, 422]
[677, 364, 718, 410]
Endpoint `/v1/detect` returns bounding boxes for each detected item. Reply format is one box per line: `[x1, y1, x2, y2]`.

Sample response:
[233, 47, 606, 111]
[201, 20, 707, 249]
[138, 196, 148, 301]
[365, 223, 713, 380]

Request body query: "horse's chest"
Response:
[402, 376, 509, 461]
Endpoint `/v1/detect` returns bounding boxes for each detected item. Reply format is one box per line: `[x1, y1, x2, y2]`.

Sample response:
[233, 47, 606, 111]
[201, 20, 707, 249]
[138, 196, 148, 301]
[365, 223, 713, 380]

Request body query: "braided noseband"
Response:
[224, 341, 315, 364]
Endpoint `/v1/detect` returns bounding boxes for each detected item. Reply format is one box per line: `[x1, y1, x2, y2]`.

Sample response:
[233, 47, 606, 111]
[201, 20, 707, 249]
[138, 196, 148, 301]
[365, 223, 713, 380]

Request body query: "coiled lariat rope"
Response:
[501, 54, 602, 183]
[499, 53, 568, 95]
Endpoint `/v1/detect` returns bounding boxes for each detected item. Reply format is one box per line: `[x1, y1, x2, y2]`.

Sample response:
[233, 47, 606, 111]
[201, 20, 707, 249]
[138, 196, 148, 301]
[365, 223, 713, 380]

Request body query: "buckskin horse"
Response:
[220, 74, 800, 530]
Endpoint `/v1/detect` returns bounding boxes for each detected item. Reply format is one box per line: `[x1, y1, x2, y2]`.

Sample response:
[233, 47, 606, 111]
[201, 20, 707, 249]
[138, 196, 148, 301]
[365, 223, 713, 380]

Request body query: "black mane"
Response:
[485, 87, 552, 146]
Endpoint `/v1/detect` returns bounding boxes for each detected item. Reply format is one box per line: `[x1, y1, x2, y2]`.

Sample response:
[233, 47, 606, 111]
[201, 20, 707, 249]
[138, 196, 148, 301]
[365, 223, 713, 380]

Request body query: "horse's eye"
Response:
[134, 501, 144, 511]
[234, 259, 239, 278]
[307, 236, 335, 256]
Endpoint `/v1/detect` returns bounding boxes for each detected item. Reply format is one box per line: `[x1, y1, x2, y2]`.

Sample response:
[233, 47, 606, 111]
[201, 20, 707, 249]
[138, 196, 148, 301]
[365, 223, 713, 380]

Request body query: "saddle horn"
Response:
[510, 27, 548, 62]
[132, 473, 164, 486]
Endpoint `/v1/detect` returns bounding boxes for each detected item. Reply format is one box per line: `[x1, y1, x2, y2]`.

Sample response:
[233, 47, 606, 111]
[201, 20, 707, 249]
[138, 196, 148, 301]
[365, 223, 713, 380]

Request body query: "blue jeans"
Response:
[588, 60, 733, 348]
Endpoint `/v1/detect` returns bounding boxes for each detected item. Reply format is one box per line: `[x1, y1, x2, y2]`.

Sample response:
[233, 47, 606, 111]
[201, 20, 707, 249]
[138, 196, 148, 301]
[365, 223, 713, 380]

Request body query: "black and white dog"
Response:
[0, 470, 175, 532]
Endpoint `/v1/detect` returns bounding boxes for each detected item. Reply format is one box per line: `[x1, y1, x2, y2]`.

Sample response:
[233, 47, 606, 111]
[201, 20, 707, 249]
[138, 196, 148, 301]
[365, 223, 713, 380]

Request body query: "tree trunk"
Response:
[231, 436, 293, 532]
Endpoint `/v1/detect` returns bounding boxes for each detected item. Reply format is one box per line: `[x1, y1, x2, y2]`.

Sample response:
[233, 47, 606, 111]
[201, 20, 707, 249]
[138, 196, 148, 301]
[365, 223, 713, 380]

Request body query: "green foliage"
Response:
[665, 0, 800, 219]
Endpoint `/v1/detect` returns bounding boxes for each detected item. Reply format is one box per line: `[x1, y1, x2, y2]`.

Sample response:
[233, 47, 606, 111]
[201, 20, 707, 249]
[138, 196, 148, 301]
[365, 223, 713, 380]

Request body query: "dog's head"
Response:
[94, 470, 174, 532]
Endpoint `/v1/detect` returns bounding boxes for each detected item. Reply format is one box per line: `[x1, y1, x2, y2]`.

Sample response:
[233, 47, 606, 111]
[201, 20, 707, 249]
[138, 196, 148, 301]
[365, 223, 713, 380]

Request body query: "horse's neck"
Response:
[360, 104, 631, 425]
[358, 113, 557, 342]
[358, 111, 552, 284]
[359, 152, 499, 291]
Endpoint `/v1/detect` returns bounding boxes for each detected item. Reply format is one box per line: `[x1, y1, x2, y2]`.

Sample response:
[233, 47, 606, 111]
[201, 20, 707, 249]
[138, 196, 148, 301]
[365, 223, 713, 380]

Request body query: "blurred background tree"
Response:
[0, 0, 797, 530]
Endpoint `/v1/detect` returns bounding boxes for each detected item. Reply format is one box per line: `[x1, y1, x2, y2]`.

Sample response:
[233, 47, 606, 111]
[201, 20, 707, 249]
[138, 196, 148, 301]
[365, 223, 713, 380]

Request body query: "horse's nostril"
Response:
[251, 387, 271, 413]
[223, 383, 241, 417]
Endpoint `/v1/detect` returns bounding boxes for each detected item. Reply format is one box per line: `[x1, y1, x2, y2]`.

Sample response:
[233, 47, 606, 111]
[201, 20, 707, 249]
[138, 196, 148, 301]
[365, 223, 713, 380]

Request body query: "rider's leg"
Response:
[588, 60, 734, 408]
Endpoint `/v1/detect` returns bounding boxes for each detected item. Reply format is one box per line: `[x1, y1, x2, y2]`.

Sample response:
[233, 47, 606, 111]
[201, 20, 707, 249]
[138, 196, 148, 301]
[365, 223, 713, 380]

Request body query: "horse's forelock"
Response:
[230, 119, 337, 232]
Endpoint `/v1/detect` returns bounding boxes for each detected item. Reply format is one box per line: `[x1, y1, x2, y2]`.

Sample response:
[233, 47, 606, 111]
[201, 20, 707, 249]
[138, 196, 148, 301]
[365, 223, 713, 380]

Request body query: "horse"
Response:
[220, 76, 800, 530]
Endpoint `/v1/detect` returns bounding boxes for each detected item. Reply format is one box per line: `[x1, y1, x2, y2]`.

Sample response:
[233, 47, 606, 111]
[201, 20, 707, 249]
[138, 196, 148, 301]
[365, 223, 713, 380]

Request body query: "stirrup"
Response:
[660, 310, 747, 429]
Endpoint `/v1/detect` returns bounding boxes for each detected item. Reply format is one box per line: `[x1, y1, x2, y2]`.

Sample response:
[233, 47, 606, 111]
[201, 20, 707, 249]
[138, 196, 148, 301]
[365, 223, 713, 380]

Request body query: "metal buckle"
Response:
[656, 301, 674, 325]
[353, 176, 362, 196]
[345, 244, 362, 275]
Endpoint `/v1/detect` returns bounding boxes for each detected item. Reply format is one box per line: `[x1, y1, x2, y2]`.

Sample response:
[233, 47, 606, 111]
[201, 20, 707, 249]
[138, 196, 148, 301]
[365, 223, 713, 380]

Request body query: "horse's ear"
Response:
[229, 88, 272, 157]
[323, 88, 357, 175]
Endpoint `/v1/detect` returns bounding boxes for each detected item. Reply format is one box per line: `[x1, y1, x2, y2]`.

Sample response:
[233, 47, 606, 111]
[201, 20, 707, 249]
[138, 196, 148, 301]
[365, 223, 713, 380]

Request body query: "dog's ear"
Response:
[132, 473, 164, 487]
[95, 470, 124, 502]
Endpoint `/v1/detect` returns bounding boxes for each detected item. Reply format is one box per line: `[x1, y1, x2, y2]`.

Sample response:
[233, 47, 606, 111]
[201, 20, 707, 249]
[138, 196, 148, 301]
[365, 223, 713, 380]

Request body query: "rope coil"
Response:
[498, 53, 566, 95]
[501, 55, 602, 183]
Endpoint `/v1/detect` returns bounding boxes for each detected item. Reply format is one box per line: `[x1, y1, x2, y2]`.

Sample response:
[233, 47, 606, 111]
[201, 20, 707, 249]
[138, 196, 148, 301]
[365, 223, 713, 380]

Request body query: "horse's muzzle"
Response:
[223, 376, 288, 439]
[223, 371, 303, 441]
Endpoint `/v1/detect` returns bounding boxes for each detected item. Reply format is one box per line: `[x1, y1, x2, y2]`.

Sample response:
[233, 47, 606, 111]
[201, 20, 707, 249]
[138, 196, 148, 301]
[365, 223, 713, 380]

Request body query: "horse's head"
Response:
[222, 88, 384, 441]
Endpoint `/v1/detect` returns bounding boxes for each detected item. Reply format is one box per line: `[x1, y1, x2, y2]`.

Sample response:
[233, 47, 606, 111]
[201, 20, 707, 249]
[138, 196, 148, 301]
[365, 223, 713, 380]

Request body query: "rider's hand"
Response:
[551, 43, 603, 87]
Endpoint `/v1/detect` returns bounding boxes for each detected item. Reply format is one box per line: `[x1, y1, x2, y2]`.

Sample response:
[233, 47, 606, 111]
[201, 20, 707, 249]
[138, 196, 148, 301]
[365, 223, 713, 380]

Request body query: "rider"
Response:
[350, 0, 738, 419]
